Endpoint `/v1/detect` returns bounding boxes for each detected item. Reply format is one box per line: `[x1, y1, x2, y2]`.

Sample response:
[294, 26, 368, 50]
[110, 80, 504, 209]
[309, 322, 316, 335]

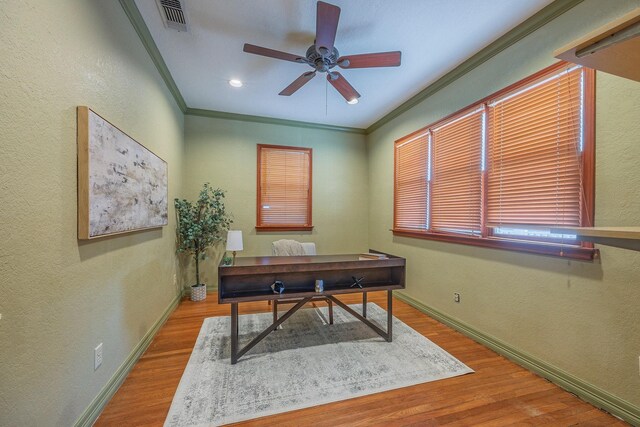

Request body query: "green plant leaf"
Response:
[175, 183, 234, 282]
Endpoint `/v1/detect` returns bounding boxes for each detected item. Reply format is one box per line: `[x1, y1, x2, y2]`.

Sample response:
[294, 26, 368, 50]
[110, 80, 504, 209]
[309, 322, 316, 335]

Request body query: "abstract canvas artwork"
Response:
[77, 107, 168, 239]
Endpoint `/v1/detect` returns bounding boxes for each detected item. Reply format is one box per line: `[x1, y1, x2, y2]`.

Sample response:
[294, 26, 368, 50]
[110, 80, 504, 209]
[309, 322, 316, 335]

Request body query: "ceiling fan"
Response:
[243, 1, 402, 103]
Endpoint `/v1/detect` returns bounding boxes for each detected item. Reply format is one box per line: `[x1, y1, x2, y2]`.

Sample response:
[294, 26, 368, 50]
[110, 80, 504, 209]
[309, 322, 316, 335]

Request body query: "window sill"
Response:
[392, 229, 598, 261]
[256, 225, 314, 232]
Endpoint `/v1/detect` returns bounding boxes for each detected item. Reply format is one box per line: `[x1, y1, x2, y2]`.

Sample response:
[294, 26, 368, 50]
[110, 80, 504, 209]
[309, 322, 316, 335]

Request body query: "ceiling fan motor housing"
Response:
[306, 44, 339, 72]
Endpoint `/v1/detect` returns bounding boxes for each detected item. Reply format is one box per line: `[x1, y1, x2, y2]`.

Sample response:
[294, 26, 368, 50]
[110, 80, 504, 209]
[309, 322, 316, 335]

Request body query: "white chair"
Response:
[270, 240, 333, 324]
[271, 239, 316, 256]
[300, 242, 316, 255]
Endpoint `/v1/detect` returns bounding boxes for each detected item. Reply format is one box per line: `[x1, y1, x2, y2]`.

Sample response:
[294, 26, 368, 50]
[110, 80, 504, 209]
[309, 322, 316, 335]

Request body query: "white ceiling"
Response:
[135, 0, 554, 129]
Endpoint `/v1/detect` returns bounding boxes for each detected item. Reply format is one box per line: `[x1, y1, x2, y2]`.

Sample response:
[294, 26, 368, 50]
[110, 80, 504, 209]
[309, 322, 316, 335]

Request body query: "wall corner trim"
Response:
[394, 291, 640, 425]
[119, 0, 583, 136]
[185, 108, 367, 134]
[73, 292, 183, 427]
[117, 0, 365, 134]
[118, 0, 188, 113]
[364, 0, 585, 134]
[119, 0, 584, 137]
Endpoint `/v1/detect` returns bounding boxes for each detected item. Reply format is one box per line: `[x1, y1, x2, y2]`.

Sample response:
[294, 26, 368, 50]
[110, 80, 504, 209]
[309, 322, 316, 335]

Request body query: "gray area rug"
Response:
[165, 303, 473, 426]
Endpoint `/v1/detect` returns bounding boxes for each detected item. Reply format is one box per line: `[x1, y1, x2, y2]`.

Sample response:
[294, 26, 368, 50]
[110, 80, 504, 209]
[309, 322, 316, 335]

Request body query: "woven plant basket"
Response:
[191, 284, 207, 302]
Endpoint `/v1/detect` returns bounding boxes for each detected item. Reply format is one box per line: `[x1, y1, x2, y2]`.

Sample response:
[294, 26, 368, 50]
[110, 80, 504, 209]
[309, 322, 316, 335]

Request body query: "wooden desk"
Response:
[218, 251, 406, 364]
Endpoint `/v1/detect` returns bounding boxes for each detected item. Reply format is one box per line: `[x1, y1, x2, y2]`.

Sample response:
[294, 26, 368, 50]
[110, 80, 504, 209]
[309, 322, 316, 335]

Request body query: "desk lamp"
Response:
[226, 230, 243, 265]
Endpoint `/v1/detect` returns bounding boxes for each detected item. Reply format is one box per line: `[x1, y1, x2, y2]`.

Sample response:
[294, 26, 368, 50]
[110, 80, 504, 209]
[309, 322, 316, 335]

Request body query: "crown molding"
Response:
[185, 108, 366, 134]
[119, 0, 187, 113]
[364, 0, 585, 134]
[119, 0, 364, 134]
[120, 0, 583, 135]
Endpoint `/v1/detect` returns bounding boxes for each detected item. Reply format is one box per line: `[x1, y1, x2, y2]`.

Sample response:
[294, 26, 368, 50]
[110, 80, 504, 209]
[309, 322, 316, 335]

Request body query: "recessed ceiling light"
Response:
[229, 79, 243, 88]
[347, 98, 359, 105]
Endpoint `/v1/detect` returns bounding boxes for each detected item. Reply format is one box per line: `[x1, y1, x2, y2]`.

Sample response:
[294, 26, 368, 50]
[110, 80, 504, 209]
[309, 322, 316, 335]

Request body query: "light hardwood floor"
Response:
[96, 292, 626, 426]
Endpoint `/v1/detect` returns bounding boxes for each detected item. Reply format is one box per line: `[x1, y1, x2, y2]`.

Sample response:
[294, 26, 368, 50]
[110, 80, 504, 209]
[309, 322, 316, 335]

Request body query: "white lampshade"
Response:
[226, 230, 243, 251]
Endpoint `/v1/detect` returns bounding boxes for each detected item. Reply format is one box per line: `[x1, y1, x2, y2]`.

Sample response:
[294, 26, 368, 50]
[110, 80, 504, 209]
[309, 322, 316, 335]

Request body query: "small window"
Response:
[486, 65, 588, 241]
[430, 107, 484, 236]
[256, 144, 312, 231]
[394, 131, 429, 231]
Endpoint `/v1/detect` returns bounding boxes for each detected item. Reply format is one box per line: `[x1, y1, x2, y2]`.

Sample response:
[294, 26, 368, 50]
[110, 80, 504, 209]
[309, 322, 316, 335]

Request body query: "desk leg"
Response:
[363, 292, 367, 318]
[231, 303, 239, 364]
[273, 300, 278, 325]
[387, 290, 393, 342]
[327, 295, 389, 342]
[234, 297, 312, 363]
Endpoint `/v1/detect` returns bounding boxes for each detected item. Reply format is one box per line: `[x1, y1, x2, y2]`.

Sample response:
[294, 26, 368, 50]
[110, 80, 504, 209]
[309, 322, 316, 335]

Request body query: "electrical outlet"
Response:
[94, 343, 103, 370]
[173, 274, 177, 286]
[454, 292, 461, 303]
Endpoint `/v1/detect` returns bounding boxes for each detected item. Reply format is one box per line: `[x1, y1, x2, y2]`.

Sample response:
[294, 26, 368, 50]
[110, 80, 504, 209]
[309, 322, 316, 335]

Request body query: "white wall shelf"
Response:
[550, 227, 640, 251]
[554, 8, 640, 82]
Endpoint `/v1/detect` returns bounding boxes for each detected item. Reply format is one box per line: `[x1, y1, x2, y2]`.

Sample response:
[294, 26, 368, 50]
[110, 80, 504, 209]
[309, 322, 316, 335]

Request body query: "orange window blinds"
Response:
[393, 62, 595, 259]
[487, 65, 588, 228]
[257, 144, 312, 230]
[394, 132, 429, 231]
[431, 108, 484, 235]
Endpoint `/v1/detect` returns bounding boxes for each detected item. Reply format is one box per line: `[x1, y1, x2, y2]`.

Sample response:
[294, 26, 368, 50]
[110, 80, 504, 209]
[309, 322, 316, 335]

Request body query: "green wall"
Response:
[2, 0, 640, 425]
[182, 114, 369, 289]
[367, 0, 640, 412]
[0, 0, 185, 425]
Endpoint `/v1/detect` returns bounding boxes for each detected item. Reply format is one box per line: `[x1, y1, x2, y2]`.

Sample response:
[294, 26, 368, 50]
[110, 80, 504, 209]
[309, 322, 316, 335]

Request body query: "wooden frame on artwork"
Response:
[77, 106, 168, 240]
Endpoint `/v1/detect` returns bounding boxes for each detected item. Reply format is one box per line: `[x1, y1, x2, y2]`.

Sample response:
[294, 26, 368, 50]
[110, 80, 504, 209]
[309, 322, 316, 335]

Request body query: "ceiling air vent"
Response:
[156, 0, 189, 32]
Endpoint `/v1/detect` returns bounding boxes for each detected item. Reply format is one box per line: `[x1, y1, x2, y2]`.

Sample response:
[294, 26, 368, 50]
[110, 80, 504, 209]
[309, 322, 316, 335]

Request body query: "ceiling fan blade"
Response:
[327, 72, 360, 102]
[338, 51, 402, 69]
[315, 1, 340, 56]
[279, 71, 317, 96]
[243, 43, 305, 63]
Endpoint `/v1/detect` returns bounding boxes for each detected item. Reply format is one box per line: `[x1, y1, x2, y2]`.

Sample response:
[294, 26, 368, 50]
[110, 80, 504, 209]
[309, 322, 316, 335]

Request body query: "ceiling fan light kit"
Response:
[242, 1, 402, 102]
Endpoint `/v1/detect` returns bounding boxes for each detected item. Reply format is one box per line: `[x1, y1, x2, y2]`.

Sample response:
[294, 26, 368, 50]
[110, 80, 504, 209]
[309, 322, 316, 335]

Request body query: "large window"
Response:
[257, 144, 312, 231]
[393, 62, 595, 259]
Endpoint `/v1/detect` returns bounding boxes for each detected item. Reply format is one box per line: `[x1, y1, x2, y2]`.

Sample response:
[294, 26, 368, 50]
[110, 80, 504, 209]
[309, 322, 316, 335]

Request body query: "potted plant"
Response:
[175, 183, 232, 301]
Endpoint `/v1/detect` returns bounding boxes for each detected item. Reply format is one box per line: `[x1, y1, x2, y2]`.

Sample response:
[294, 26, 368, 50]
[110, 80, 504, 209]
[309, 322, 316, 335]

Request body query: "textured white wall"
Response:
[0, 1, 185, 425]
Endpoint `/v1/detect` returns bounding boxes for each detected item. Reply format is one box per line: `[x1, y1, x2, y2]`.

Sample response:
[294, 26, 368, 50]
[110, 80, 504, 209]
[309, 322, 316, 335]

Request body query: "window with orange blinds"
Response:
[394, 132, 428, 230]
[431, 108, 484, 235]
[487, 66, 585, 232]
[393, 62, 595, 260]
[256, 144, 312, 231]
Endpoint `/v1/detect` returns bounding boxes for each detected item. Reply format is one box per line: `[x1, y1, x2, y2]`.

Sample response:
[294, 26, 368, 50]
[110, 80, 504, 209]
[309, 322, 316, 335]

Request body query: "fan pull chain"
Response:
[325, 78, 328, 116]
